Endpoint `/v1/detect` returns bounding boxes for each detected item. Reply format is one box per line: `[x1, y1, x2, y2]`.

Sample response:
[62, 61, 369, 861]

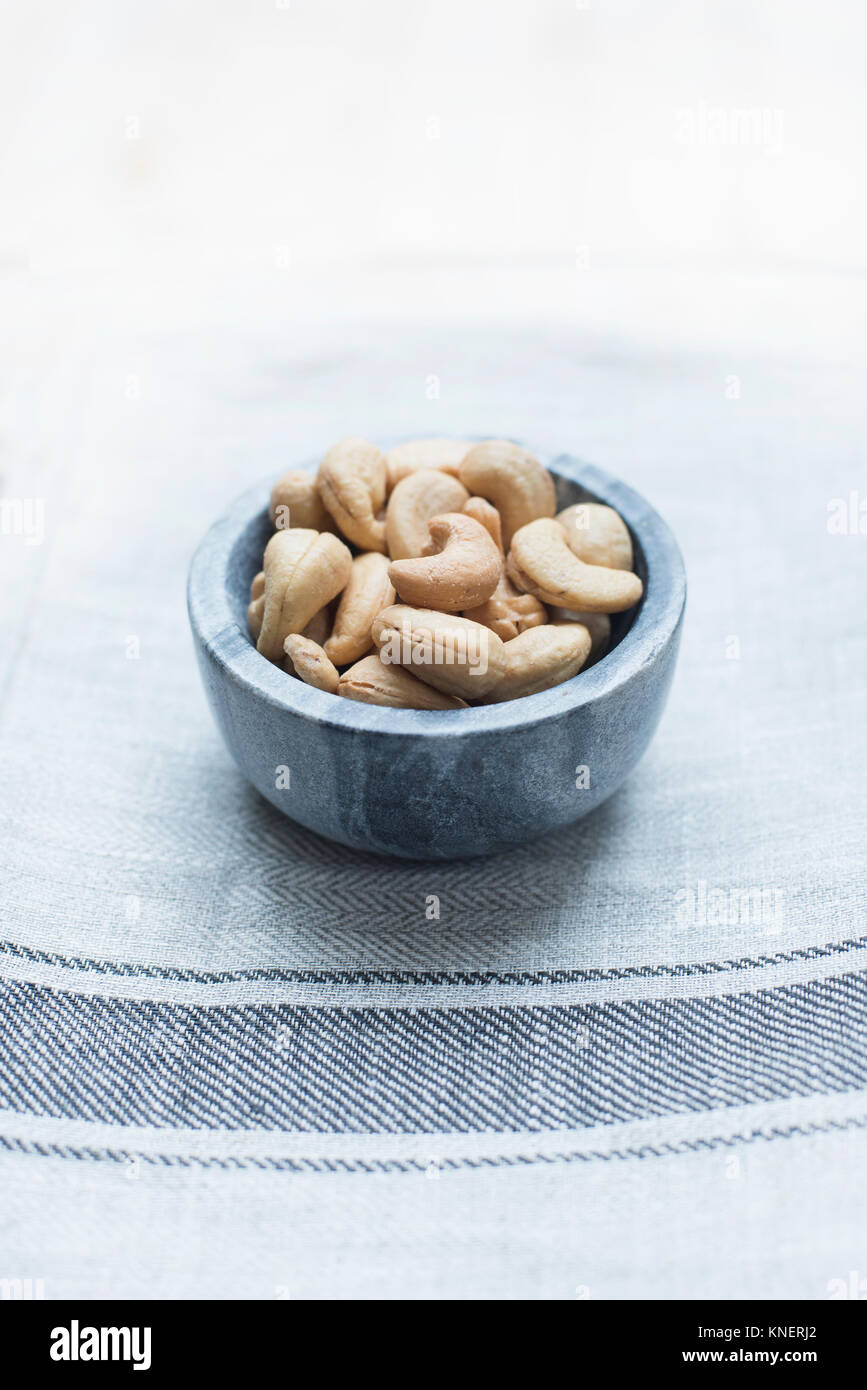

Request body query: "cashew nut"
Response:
[460, 497, 546, 639]
[282, 604, 333, 674]
[462, 495, 504, 553]
[463, 571, 548, 642]
[248, 571, 266, 641]
[248, 441, 639, 708]
[385, 438, 472, 491]
[257, 528, 353, 663]
[386, 469, 470, 561]
[317, 437, 388, 552]
[339, 654, 467, 709]
[484, 623, 593, 703]
[458, 440, 556, 547]
[556, 503, 633, 571]
[550, 608, 611, 664]
[270, 470, 335, 533]
[282, 634, 340, 693]
[324, 551, 395, 667]
[372, 604, 506, 699]
[388, 512, 501, 612]
[302, 604, 332, 649]
[507, 518, 643, 614]
[248, 595, 264, 643]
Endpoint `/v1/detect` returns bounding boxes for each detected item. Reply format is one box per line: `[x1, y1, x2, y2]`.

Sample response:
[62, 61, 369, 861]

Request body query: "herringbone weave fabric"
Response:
[1, 316, 866, 1299]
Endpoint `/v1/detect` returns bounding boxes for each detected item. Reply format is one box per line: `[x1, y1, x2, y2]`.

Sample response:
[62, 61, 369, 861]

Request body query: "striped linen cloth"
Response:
[1, 314, 866, 1299]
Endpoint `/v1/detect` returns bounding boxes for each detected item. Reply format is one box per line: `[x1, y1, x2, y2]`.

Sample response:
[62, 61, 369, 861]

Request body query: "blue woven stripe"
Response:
[3, 1114, 867, 1173]
[0, 934, 863, 984]
[2, 972, 866, 1133]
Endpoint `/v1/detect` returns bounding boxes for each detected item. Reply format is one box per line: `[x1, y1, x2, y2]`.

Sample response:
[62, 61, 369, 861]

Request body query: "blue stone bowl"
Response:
[187, 448, 686, 860]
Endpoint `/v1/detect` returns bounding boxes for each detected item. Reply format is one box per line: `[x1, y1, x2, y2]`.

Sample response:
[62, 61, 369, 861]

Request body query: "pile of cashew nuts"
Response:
[247, 438, 643, 707]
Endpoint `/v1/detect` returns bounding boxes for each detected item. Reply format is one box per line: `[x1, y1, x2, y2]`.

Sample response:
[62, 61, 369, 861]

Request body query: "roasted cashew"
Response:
[317, 437, 388, 552]
[461, 497, 546, 639]
[248, 442, 641, 706]
[257, 528, 353, 663]
[556, 503, 633, 571]
[324, 552, 395, 668]
[338, 654, 467, 709]
[388, 512, 501, 612]
[248, 571, 266, 642]
[462, 496, 504, 553]
[463, 573, 548, 642]
[301, 604, 332, 648]
[282, 604, 333, 674]
[248, 596, 264, 643]
[484, 623, 592, 703]
[458, 440, 556, 547]
[282, 634, 341, 693]
[270, 469, 335, 533]
[372, 604, 506, 699]
[385, 469, 469, 561]
[385, 438, 472, 491]
[507, 518, 642, 614]
[550, 608, 611, 664]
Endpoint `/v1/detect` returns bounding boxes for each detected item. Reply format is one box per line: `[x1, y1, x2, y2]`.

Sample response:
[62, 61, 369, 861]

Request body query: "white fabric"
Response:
[1, 282, 866, 1299]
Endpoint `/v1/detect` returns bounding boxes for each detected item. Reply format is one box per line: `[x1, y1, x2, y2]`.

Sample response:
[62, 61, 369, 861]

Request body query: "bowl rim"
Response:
[187, 445, 687, 738]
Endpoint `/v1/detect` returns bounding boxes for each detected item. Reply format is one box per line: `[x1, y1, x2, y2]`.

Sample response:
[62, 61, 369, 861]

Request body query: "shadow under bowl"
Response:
[188, 448, 686, 860]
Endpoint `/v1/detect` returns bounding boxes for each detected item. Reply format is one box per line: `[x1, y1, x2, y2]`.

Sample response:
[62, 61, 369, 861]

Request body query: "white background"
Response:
[3, 0, 866, 353]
